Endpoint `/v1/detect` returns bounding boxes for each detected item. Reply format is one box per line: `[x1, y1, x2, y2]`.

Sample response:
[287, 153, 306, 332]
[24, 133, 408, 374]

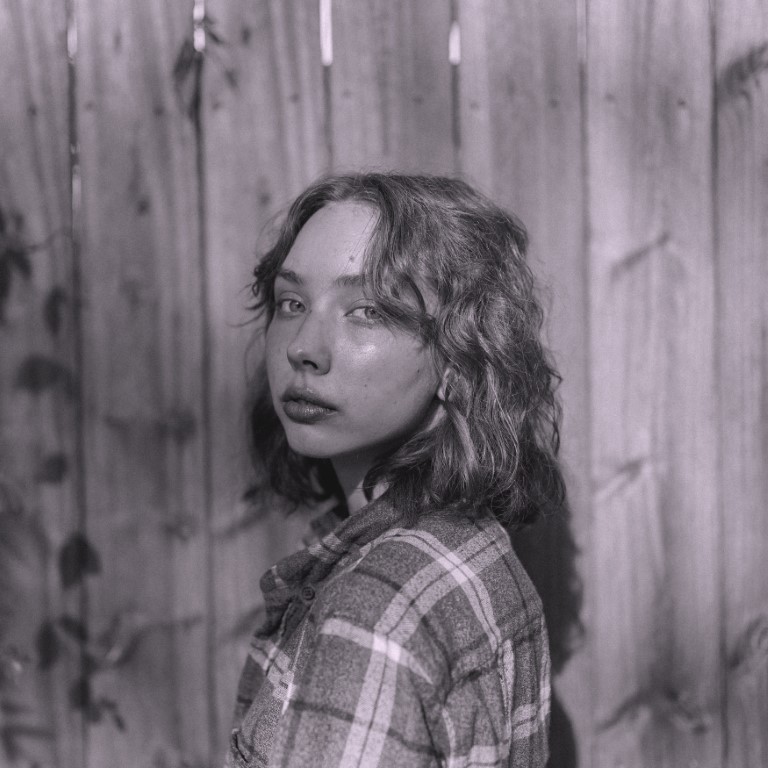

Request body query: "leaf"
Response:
[68, 676, 91, 711]
[207, 27, 224, 45]
[112, 710, 126, 731]
[35, 453, 69, 484]
[0, 257, 10, 293]
[57, 614, 88, 643]
[85, 702, 103, 723]
[36, 621, 60, 669]
[173, 37, 195, 84]
[58, 533, 101, 589]
[0, 700, 31, 716]
[44, 287, 67, 336]
[15, 355, 76, 397]
[0, 723, 52, 740]
[172, 37, 202, 119]
[98, 698, 126, 731]
[0, 258, 10, 321]
[82, 653, 100, 676]
[5, 246, 31, 279]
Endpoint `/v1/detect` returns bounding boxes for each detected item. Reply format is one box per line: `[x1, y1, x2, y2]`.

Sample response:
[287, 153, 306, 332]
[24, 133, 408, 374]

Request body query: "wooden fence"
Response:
[0, 1, 766, 766]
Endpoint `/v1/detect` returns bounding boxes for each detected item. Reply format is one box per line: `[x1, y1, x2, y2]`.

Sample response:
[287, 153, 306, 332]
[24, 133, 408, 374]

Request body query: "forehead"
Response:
[281, 201, 377, 279]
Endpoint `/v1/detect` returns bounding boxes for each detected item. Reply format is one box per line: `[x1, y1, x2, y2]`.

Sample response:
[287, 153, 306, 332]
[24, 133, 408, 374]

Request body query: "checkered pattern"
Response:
[225, 497, 550, 767]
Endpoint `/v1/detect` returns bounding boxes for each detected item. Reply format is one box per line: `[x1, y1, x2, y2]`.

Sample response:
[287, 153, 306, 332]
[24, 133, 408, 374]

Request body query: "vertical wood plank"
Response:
[715, 3, 768, 766]
[587, 2, 721, 767]
[458, 1, 590, 766]
[0, 0, 84, 765]
[76, 0, 211, 764]
[330, 0, 454, 172]
[202, 0, 327, 756]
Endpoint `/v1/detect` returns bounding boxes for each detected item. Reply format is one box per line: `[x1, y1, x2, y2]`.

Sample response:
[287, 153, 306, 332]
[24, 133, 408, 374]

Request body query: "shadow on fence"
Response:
[512, 503, 583, 768]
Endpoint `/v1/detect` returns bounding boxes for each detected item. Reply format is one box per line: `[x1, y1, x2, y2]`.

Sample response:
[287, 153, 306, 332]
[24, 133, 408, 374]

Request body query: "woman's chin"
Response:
[283, 431, 339, 460]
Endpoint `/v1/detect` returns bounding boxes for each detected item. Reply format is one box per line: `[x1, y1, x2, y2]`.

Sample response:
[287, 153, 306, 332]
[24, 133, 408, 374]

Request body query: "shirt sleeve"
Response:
[428, 616, 551, 768]
[268, 612, 441, 768]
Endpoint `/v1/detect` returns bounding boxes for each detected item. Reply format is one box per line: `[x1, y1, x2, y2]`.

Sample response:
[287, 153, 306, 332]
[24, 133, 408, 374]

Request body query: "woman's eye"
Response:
[276, 298, 304, 315]
[349, 305, 382, 323]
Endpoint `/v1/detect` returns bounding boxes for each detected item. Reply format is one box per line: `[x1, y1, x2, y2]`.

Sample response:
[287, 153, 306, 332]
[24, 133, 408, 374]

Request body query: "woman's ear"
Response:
[436, 366, 452, 403]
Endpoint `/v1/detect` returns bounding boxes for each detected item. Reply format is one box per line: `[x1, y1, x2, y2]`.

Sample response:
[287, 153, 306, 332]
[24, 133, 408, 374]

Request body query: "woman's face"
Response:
[265, 201, 442, 469]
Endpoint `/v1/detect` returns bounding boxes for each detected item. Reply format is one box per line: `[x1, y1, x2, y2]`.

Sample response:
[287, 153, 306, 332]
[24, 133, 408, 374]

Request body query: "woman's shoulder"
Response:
[372, 509, 539, 594]
[315, 508, 545, 674]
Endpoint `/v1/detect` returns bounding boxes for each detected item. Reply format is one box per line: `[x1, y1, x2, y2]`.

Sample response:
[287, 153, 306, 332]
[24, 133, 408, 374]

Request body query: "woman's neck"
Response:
[331, 455, 375, 514]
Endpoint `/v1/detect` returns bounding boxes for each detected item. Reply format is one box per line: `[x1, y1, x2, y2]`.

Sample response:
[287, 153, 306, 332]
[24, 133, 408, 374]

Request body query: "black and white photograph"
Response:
[0, 1, 766, 766]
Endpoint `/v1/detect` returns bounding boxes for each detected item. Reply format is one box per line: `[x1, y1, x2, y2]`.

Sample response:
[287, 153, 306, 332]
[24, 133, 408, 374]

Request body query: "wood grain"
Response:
[0, 0, 84, 765]
[587, 2, 721, 766]
[202, 0, 327, 755]
[5, 2, 768, 765]
[715, 2, 768, 766]
[75, 0, 211, 763]
[458, 2, 590, 765]
[330, 0, 454, 172]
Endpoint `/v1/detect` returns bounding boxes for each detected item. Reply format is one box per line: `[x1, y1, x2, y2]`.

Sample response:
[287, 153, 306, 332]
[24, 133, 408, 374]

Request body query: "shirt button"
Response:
[300, 585, 316, 603]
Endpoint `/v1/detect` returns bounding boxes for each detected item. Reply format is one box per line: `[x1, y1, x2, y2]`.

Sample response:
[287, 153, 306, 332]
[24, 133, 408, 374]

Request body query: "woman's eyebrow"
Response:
[276, 268, 302, 284]
[275, 269, 364, 288]
[334, 273, 364, 288]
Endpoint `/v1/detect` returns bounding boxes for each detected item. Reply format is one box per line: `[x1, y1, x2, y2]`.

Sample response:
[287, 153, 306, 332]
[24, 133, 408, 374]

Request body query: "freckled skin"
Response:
[265, 202, 443, 489]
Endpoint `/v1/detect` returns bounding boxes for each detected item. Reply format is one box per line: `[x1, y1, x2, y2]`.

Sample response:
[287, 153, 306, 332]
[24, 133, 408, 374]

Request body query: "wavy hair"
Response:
[245, 173, 565, 528]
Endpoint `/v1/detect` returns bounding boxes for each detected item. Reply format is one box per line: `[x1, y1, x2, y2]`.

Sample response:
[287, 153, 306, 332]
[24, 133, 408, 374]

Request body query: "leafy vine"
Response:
[0, 203, 124, 762]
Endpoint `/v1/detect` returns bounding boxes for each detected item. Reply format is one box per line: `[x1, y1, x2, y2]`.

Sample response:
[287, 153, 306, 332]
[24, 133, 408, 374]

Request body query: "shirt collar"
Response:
[257, 494, 403, 633]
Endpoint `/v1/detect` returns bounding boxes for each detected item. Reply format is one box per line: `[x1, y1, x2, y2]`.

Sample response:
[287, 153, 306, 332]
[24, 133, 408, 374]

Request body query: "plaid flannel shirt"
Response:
[225, 497, 550, 768]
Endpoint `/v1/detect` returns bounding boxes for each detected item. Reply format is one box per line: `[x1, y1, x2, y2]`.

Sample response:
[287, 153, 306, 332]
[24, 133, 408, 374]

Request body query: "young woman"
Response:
[226, 173, 565, 768]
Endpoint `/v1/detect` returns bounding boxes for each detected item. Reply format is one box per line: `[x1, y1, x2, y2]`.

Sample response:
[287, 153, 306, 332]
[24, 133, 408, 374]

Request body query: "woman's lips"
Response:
[282, 398, 336, 424]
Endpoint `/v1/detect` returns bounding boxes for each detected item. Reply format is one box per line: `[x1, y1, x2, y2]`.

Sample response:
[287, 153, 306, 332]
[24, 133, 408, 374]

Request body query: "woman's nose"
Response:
[286, 313, 331, 374]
